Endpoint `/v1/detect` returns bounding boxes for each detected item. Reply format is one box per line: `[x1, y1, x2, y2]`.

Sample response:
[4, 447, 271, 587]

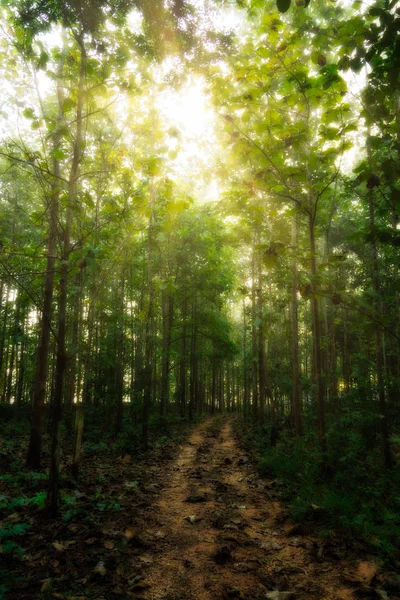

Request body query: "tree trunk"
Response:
[257, 247, 266, 425]
[211, 361, 216, 415]
[47, 34, 86, 515]
[308, 210, 326, 454]
[66, 267, 83, 407]
[291, 214, 302, 436]
[178, 298, 187, 418]
[369, 190, 392, 469]
[189, 298, 197, 421]
[251, 247, 258, 420]
[115, 275, 125, 436]
[72, 402, 84, 480]
[5, 292, 21, 404]
[16, 314, 26, 406]
[160, 291, 173, 426]
[142, 215, 154, 449]
[242, 293, 248, 418]
[27, 79, 63, 468]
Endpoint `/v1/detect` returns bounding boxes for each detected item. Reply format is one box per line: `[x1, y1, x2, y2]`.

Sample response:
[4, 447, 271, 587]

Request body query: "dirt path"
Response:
[131, 417, 377, 600]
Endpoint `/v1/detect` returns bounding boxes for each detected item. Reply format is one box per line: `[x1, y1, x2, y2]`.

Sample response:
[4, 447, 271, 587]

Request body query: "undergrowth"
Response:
[237, 404, 400, 564]
[0, 404, 203, 597]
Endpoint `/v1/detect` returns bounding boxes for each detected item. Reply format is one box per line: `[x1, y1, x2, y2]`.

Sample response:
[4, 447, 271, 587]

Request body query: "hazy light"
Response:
[159, 77, 214, 139]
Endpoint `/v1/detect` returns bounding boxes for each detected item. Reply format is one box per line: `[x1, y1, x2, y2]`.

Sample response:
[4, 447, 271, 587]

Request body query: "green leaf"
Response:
[125, 481, 138, 488]
[1, 540, 23, 555]
[264, 251, 278, 268]
[63, 511, 72, 522]
[277, 0, 291, 12]
[22, 107, 35, 119]
[38, 50, 49, 69]
[11, 524, 31, 536]
[167, 199, 189, 214]
[62, 98, 75, 113]
[51, 149, 66, 161]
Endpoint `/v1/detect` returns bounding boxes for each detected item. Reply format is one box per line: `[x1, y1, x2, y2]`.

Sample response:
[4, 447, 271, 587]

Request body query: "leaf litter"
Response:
[2, 416, 394, 599]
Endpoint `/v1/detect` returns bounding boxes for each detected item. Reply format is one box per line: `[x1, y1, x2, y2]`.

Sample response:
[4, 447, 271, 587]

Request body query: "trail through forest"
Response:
[2, 416, 394, 599]
[131, 417, 379, 600]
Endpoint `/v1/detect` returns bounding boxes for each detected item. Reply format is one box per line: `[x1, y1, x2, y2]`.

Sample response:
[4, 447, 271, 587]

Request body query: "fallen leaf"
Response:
[52, 542, 66, 552]
[128, 574, 143, 585]
[185, 515, 202, 524]
[8, 513, 21, 523]
[124, 528, 136, 540]
[68, 523, 87, 533]
[104, 540, 114, 550]
[124, 529, 146, 547]
[131, 580, 151, 590]
[260, 541, 282, 551]
[85, 538, 96, 545]
[40, 579, 52, 592]
[72, 489, 85, 499]
[122, 455, 132, 463]
[154, 530, 165, 538]
[93, 562, 107, 577]
[101, 528, 119, 537]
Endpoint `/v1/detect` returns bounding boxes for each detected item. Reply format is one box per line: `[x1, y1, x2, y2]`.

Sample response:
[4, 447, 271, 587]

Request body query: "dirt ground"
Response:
[127, 417, 383, 600]
[5, 415, 393, 599]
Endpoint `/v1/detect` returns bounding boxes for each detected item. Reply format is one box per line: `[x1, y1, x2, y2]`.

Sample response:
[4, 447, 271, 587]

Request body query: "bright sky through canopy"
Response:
[158, 76, 222, 201]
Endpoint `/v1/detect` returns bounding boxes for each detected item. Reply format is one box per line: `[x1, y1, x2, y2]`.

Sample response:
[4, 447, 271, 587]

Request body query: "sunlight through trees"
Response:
[0, 0, 399, 558]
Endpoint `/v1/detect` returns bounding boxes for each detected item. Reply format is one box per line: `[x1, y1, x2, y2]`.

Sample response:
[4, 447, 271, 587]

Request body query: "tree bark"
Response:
[369, 190, 392, 469]
[291, 214, 302, 436]
[251, 246, 258, 420]
[308, 209, 326, 454]
[160, 291, 173, 426]
[27, 76, 63, 468]
[142, 216, 154, 449]
[257, 247, 266, 425]
[47, 33, 86, 515]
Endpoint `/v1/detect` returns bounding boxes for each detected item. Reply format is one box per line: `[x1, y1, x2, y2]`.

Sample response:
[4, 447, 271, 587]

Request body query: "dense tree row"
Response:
[0, 0, 399, 518]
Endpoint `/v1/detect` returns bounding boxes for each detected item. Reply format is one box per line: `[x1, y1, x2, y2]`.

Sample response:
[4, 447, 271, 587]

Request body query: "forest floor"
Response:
[2, 416, 397, 599]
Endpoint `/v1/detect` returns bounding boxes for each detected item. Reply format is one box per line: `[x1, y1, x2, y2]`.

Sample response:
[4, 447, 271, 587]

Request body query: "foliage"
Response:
[241, 407, 400, 562]
[0, 0, 399, 572]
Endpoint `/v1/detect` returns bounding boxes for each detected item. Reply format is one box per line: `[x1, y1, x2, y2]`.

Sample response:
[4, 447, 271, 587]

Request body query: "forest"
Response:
[0, 0, 399, 598]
